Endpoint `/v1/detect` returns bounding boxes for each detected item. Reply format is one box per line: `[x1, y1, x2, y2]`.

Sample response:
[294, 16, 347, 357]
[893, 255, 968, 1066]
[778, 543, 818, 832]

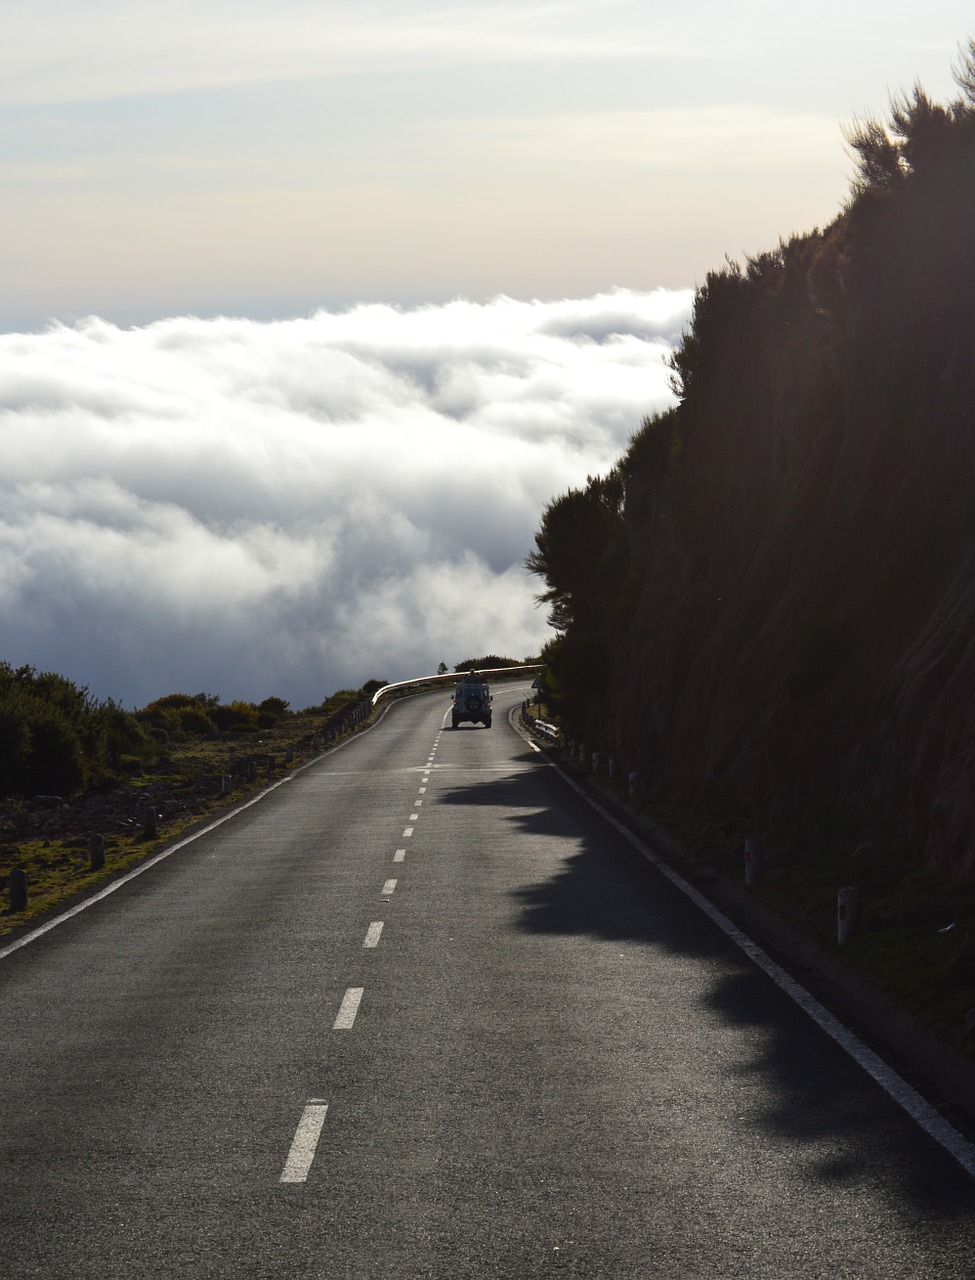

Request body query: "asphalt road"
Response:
[1, 684, 973, 1278]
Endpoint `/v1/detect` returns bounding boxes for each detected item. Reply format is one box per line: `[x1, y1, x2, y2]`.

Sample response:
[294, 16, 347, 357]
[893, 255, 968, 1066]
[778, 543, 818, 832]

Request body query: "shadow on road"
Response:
[437, 751, 975, 1222]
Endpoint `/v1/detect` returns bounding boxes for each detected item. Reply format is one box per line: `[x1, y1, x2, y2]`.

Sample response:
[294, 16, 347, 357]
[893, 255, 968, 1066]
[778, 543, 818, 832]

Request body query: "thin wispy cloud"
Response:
[0, 1, 691, 110]
[6, 2, 963, 112]
[0, 289, 690, 707]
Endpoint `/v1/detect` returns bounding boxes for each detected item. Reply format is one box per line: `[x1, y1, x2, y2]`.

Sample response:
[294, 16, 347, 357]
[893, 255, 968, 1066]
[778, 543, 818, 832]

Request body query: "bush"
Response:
[0, 690, 32, 796]
[0, 687, 87, 797]
[0, 664, 93, 797]
[258, 696, 290, 728]
[137, 692, 221, 738]
[453, 656, 521, 672]
[24, 703, 88, 796]
[94, 701, 156, 766]
[259, 696, 290, 720]
[177, 707, 218, 735]
[209, 701, 261, 732]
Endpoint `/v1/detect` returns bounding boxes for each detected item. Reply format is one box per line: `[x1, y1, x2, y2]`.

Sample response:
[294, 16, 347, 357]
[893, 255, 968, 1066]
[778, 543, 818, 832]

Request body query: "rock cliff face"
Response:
[534, 71, 975, 877]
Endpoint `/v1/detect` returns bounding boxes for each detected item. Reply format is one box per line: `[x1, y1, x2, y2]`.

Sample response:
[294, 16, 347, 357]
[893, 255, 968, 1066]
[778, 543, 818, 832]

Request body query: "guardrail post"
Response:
[744, 838, 763, 885]
[220, 775, 231, 795]
[837, 886, 858, 944]
[608, 757, 615, 779]
[7, 867, 27, 912]
[628, 771, 639, 796]
[89, 833, 105, 871]
[592, 752, 600, 773]
[246, 759, 257, 782]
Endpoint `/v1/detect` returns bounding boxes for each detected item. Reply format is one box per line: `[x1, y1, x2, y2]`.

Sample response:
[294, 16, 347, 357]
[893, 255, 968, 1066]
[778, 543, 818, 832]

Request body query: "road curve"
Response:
[1, 683, 972, 1277]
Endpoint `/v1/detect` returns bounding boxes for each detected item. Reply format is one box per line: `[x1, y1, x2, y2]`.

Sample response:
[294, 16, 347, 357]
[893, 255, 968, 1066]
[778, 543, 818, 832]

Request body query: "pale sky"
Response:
[2, 2, 973, 331]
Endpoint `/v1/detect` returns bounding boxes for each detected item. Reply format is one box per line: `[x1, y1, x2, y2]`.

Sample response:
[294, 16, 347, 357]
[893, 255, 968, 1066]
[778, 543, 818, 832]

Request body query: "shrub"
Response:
[209, 701, 261, 732]
[453, 656, 521, 672]
[137, 692, 220, 738]
[258, 696, 291, 727]
[0, 690, 32, 796]
[94, 701, 156, 765]
[0, 664, 92, 797]
[178, 707, 218, 735]
[24, 703, 88, 796]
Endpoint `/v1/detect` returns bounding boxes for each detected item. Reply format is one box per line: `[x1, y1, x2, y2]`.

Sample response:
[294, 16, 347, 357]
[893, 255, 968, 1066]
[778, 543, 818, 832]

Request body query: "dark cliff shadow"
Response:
[437, 755, 975, 1224]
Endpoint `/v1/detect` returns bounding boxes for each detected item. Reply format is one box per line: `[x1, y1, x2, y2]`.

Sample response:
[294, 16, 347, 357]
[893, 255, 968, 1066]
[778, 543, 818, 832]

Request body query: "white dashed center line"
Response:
[382, 878, 397, 896]
[280, 1102, 329, 1183]
[418, 787, 426, 794]
[393, 849, 406, 863]
[402, 827, 414, 837]
[333, 987, 364, 1029]
[363, 922, 384, 948]
[409, 812, 419, 821]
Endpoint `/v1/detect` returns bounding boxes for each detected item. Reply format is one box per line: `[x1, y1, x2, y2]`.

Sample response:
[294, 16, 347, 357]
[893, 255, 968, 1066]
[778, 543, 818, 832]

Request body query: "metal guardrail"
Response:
[532, 720, 560, 740]
[520, 703, 560, 741]
[370, 664, 543, 707]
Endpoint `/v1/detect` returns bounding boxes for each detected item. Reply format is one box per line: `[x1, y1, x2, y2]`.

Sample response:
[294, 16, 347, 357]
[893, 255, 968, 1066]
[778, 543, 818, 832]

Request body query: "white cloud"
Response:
[0, 289, 690, 707]
[5, 1, 966, 113]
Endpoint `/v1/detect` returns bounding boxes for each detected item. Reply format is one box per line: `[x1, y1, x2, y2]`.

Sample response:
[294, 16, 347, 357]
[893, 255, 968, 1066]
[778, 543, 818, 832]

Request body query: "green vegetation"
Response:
[452, 655, 528, 671]
[1, 675, 400, 798]
[0, 662, 152, 798]
[0, 670, 390, 937]
[526, 43, 975, 1052]
[528, 42, 975, 878]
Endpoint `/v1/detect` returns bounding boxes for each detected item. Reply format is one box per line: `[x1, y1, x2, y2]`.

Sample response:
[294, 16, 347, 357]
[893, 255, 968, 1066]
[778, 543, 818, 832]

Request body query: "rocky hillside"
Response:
[529, 45, 975, 878]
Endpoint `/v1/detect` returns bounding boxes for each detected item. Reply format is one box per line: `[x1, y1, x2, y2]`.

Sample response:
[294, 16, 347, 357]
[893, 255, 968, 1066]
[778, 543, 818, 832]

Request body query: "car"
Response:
[451, 670, 492, 728]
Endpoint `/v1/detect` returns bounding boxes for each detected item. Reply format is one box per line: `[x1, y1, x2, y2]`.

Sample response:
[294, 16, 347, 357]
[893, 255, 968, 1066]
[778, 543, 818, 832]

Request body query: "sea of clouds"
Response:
[0, 288, 691, 709]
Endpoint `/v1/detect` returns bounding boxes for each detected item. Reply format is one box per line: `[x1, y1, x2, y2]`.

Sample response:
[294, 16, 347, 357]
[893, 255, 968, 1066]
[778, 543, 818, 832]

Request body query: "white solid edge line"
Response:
[0, 701, 398, 965]
[515, 706, 975, 1180]
[280, 1102, 329, 1183]
[333, 987, 364, 1030]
